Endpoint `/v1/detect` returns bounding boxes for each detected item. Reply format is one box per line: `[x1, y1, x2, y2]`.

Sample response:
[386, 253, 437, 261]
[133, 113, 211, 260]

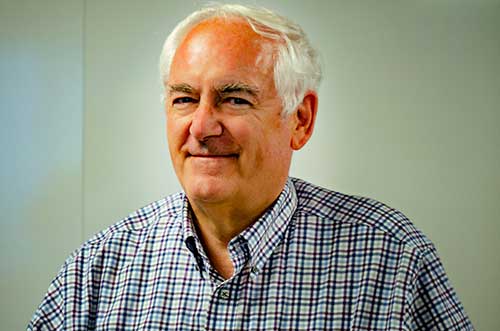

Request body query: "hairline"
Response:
[159, 4, 322, 115]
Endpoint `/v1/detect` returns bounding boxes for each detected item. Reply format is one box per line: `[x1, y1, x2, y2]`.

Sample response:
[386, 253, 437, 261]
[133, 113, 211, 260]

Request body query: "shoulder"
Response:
[291, 177, 432, 252]
[28, 193, 187, 329]
[65, 192, 186, 265]
[87, 192, 184, 245]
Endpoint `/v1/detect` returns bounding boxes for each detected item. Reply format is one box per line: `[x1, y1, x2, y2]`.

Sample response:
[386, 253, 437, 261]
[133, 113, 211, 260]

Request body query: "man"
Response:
[29, 4, 473, 330]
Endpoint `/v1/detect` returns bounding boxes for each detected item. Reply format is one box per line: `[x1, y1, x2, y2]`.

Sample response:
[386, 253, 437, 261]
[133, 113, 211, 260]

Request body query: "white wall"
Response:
[1, 0, 499, 330]
[0, 0, 84, 329]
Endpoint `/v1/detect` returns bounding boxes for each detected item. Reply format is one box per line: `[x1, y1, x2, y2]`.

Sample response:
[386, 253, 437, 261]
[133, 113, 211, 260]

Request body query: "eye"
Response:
[172, 97, 196, 105]
[225, 97, 251, 106]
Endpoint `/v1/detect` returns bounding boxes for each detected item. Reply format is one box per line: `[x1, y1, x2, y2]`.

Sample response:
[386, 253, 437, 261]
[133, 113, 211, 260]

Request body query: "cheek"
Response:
[265, 122, 293, 163]
[250, 123, 290, 168]
[166, 120, 177, 155]
[166, 114, 189, 150]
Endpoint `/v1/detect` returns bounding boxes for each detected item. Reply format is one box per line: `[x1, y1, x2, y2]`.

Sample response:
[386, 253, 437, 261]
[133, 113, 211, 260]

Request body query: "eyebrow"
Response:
[216, 82, 260, 97]
[167, 82, 261, 98]
[168, 83, 195, 95]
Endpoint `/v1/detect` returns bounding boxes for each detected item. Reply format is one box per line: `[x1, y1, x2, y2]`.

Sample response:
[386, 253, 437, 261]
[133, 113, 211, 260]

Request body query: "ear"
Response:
[290, 91, 318, 150]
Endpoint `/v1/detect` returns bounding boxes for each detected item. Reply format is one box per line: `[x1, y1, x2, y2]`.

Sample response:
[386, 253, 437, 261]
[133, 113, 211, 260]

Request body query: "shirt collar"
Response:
[180, 196, 209, 276]
[180, 194, 196, 243]
[238, 178, 297, 277]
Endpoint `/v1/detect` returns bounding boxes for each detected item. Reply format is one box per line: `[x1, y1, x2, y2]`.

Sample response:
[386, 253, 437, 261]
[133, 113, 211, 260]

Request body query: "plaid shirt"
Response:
[29, 178, 473, 330]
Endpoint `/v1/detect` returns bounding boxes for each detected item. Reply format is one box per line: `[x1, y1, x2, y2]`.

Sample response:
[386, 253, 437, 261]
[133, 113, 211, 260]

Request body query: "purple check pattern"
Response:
[28, 178, 473, 330]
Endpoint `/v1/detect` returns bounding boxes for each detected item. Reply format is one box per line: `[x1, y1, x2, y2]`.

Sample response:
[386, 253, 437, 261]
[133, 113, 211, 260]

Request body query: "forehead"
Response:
[186, 17, 263, 46]
[169, 18, 276, 87]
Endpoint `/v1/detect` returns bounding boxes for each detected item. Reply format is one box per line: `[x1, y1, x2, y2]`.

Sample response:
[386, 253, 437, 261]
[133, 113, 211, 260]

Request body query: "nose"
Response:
[189, 101, 223, 141]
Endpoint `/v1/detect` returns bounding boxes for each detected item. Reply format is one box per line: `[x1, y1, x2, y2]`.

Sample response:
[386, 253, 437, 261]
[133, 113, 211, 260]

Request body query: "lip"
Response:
[188, 154, 239, 158]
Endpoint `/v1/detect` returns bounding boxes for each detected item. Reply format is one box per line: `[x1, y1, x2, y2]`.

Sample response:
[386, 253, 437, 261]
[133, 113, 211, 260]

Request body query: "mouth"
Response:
[188, 153, 239, 159]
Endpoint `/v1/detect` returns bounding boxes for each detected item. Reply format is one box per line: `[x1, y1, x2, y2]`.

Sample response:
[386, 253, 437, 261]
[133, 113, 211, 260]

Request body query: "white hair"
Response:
[159, 4, 322, 115]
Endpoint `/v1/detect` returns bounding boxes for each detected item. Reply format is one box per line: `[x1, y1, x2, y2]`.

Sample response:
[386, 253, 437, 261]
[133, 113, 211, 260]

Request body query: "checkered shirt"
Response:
[28, 177, 473, 330]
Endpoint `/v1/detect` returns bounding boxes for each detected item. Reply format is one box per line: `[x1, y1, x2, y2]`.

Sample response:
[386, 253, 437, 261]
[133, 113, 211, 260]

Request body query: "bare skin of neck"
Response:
[190, 194, 279, 280]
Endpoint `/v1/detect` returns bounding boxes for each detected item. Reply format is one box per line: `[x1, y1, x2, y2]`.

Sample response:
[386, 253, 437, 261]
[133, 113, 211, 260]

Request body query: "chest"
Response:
[91, 242, 412, 330]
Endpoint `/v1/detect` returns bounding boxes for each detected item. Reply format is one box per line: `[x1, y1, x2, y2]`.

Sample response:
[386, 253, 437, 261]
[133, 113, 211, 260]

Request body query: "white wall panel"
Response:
[0, 0, 84, 329]
[83, 0, 183, 238]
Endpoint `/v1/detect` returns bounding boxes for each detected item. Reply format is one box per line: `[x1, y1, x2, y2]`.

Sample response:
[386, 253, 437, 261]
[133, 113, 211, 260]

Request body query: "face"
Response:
[166, 19, 296, 209]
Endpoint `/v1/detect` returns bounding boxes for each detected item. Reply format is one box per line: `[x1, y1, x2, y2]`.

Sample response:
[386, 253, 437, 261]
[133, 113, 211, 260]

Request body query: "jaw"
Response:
[177, 154, 242, 203]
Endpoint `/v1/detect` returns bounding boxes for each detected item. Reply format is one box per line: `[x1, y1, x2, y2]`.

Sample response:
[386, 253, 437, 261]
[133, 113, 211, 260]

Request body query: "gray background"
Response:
[1, 0, 499, 329]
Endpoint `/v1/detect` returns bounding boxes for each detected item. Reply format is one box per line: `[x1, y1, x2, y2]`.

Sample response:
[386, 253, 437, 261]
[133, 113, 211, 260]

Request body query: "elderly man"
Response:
[29, 4, 473, 330]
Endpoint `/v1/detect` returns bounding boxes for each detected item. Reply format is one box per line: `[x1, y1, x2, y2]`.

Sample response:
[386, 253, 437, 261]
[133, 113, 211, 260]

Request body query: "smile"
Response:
[188, 154, 239, 159]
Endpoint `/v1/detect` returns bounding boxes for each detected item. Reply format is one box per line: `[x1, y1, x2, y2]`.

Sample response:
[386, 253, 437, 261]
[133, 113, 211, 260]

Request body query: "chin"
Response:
[183, 174, 237, 203]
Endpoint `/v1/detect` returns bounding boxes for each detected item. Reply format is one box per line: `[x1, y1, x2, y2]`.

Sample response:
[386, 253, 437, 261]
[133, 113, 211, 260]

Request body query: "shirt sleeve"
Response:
[406, 245, 475, 330]
[27, 261, 70, 330]
[27, 248, 94, 331]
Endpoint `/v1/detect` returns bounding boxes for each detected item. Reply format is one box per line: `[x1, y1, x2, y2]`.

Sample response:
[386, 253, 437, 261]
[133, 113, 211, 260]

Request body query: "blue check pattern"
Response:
[28, 178, 473, 330]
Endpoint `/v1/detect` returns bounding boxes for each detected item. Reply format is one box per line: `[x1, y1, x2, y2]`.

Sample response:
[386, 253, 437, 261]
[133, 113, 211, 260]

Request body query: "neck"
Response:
[188, 189, 283, 279]
[189, 196, 272, 244]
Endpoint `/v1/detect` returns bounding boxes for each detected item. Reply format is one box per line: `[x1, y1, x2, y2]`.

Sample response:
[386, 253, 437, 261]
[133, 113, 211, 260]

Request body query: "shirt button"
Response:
[219, 288, 231, 300]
